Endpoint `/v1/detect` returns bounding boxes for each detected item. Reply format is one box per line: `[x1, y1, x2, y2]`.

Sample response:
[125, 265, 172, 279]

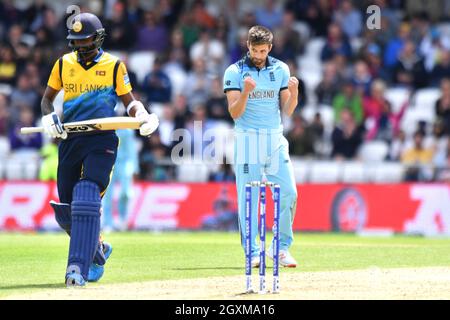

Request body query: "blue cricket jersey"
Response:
[223, 54, 290, 130]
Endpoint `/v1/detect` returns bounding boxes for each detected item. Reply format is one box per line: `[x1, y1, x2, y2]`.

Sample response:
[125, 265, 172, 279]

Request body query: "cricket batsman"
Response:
[41, 12, 159, 286]
[223, 26, 298, 268]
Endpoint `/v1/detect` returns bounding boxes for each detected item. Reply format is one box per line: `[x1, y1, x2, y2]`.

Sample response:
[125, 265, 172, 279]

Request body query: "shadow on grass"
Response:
[0, 283, 63, 291]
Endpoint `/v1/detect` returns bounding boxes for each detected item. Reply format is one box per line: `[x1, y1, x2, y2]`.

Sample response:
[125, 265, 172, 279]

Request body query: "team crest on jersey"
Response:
[69, 68, 75, 77]
[269, 72, 275, 81]
[96, 70, 106, 76]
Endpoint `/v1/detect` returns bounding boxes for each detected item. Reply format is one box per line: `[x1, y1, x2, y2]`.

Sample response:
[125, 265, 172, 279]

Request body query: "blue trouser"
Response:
[57, 132, 118, 279]
[234, 128, 298, 256]
[102, 160, 134, 228]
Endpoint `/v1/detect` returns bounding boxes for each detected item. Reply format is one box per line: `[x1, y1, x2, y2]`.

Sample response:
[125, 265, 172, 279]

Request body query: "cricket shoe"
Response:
[88, 242, 113, 282]
[266, 245, 297, 268]
[251, 255, 260, 268]
[66, 265, 86, 287]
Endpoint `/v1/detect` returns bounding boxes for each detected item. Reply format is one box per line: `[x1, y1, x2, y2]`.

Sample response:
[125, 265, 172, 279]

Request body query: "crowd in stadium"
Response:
[0, 0, 449, 183]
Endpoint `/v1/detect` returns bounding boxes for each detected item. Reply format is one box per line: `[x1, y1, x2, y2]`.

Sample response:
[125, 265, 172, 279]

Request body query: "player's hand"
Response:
[288, 77, 299, 96]
[41, 112, 67, 139]
[243, 77, 256, 93]
[136, 111, 159, 137]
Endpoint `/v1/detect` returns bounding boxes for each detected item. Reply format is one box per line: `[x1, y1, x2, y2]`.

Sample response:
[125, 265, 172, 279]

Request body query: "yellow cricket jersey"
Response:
[47, 49, 132, 123]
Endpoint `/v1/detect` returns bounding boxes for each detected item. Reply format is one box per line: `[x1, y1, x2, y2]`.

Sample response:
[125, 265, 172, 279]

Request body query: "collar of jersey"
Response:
[244, 53, 271, 70]
[77, 48, 104, 69]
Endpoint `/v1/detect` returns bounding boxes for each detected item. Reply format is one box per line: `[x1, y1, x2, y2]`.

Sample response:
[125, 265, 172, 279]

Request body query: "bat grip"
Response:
[20, 127, 45, 134]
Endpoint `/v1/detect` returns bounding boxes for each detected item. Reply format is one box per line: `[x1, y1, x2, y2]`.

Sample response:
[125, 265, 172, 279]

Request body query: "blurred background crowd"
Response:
[0, 0, 449, 184]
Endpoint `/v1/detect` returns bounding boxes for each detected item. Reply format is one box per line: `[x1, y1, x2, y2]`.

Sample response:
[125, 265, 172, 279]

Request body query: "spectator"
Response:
[201, 187, 238, 231]
[351, 60, 373, 97]
[205, 76, 232, 124]
[8, 107, 42, 151]
[364, 80, 408, 142]
[363, 43, 390, 81]
[303, 0, 333, 38]
[142, 56, 172, 104]
[255, 0, 283, 30]
[155, 0, 185, 31]
[331, 109, 364, 160]
[393, 40, 428, 89]
[430, 50, 450, 87]
[39, 139, 58, 181]
[209, 162, 235, 182]
[103, 1, 136, 50]
[333, 0, 362, 39]
[191, 0, 216, 29]
[0, 94, 10, 136]
[401, 130, 434, 181]
[139, 132, 172, 181]
[278, 10, 305, 56]
[183, 58, 212, 109]
[332, 80, 364, 125]
[0, 45, 17, 85]
[286, 114, 315, 157]
[286, 59, 307, 109]
[9, 73, 39, 121]
[419, 28, 450, 73]
[189, 28, 225, 76]
[320, 23, 352, 62]
[433, 137, 450, 182]
[270, 30, 297, 64]
[389, 129, 408, 161]
[177, 11, 201, 49]
[384, 22, 411, 69]
[315, 61, 341, 106]
[229, 27, 248, 64]
[124, 0, 145, 27]
[135, 10, 169, 53]
[435, 78, 450, 134]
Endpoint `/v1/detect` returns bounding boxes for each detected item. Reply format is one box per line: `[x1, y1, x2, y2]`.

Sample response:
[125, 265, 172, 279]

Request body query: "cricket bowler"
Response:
[223, 25, 299, 268]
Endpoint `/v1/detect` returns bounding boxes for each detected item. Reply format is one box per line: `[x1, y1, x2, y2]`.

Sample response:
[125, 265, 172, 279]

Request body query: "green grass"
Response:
[0, 232, 449, 298]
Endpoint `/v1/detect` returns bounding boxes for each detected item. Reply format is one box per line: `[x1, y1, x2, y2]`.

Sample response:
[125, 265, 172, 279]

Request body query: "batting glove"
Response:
[135, 108, 159, 137]
[41, 112, 68, 139]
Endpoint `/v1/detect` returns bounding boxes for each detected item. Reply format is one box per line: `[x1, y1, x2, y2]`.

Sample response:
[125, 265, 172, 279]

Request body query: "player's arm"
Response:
[40, 59, 67, 139]
[41, 86, 60, 115]
[280, 77, 299, 117]
[119, 92, 159, 137]
[226, 77, 256, 119]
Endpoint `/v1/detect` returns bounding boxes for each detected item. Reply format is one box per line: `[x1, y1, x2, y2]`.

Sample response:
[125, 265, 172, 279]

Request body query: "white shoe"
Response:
[266, 246, 297, 268]
[251, 255, 260, 268]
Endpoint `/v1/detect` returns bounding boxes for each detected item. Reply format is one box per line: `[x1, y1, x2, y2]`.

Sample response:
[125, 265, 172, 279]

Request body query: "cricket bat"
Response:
[20, 117, 144, 134]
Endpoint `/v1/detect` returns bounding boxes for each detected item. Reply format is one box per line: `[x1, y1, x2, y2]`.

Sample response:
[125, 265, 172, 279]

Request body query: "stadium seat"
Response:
[305, 37, 326, 58]
[5, 150, 41, 180]
[177, 162, 210, 182]
[341, 161, 368, 183]
[128, 51, 155, 85]
[358, 140, 389, 162]
[384, 87, 410, 113]
[0, 136, 10, 159]
[412, 88, 441, 112]
[291, 158, 311, 183]
[309, 161, 341, 183]
[293, 21, 311, 42]
[0, 83, 12, 96]
[370, 162, 405, 183]
[400, 108, 435, 136]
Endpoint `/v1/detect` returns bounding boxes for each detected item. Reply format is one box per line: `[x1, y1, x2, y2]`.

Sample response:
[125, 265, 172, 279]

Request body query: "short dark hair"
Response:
[247, 25, 273, 46]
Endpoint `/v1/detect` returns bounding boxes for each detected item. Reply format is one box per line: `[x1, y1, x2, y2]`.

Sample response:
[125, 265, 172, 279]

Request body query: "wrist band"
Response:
[126, 100, 144, 116]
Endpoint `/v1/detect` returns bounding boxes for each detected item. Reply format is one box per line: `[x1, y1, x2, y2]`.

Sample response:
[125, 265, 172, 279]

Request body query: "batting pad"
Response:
[68, 180, 101, 279]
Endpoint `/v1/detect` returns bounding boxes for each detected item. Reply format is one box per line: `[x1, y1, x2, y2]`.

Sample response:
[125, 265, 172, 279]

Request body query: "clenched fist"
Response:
[288, 77, 299, 96]
[243, 76, 256, 94]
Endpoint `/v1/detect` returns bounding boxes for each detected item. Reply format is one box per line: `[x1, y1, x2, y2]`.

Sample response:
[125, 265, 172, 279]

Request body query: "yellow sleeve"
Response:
[115, 61, 132, 96]
[47, 58, 63, 91]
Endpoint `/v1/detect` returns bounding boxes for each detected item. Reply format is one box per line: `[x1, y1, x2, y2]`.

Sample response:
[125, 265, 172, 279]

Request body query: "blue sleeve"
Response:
[223, 65, 241, 93]
[280, 62, 290, 91]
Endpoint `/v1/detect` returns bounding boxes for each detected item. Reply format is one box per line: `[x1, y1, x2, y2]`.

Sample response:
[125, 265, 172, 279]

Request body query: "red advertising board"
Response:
[0, 182, 448, 235]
